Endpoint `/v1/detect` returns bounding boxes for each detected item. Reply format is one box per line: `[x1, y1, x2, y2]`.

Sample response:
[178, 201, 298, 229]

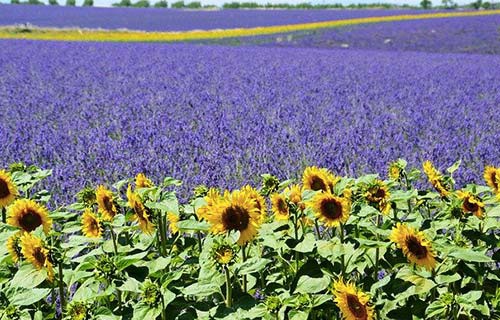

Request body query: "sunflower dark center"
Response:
[19, 210, 43, 232]
[90, 219, 99, 232]
[463, 200, 478, 213]
[310, 176, 327, 191]
[33, 247, 46, 265]
[278, 199, 287, 212]
[346, 294, 367, 319]
[222, 205, 250, 231]
[103, 196, 114, 213]
[373, 187, 386, 199]
[320, 199, 342, 220]
[405, 235, 427, 259]
[0, 179, 10, 198]
[491, 173, 498, 189]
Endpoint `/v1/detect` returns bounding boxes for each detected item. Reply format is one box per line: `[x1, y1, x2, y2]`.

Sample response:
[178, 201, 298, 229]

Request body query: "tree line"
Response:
[8, 0, 498, 10]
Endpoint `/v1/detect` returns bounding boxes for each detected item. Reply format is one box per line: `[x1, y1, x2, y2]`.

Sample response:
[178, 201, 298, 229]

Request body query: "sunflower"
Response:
[135, 173, 153, 189]
[390, 223, 436, 271]
[7, 199, 52, 234]
[96, 185, 118, 221]
[20, 233, 54, 282]
[7, 232, 22, 263]
[388, 162, 402, 181]
[308, 192, 350, 228]
[285, 184, 302, 205]
[213, 244, 236, 266]
[81, 208, 102, 238]
[364, 180, 391, 215]
[0, 170, 18, 208]
[484, 166, 500, 194]
[456, 190, 484, 218]
[242, 185, 267, 223]
[333, 278, 374, 320]
[167, 212, 180, 234]
[302, 166, 339, 193]
[204, 189, 261, 246]
[423, 161, 450, 197]
[127, 185, 154, 234]
[271, 193, 289, 221]
[196, 188, 222, 220]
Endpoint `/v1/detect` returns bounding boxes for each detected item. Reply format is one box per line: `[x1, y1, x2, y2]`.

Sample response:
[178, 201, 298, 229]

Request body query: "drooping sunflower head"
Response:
[96, 185, 117, 222]
[388, 161, 402, 181]
[81, 208, 102, 238]
[333, 278, 374, 320]
[456, 190, 484, 219]
[242, 185, 267, 223]
[64, 300, 92, 320]
[484, 166, 500, 193]
[205, 189, 261, 246]
[7, 199, 52, 234]
[167, 212, 180, 234]
[285, 184, 303, 205]
[196, 188, 222, 220]
[141, 280, 161, 307]
[390, 223, 436, 271]
[308, 192, 350, 228]
[212, 243, 236, 267]
[135, 173, 153, 189]
[303, 166, 339, 193]
[0, 170, 18, 208]
[271, 193, 289, 221]
[364, 180, 391, 215]
[7, 232, 22, 263]
[127, 185, 154, 234]
[423, 161, 450, 197]
[76, 186, 96, 207]
[20, 233, 54, 282]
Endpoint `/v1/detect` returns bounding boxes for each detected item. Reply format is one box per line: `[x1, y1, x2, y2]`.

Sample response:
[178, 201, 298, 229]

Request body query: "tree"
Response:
[49, 0, 59, 4]
[171, 0, 184, 7]
[113, 0, 131, 6]
[420, 0, 432, 8]
[133, 0, 150, 6]
[66, 0, 76, 5]
[482, 1, 491, 8]
[153, 0, 168, 7]
[82, 0, 93, 6]
[11, 0, 21, 4]
[186, 1, 200, 8]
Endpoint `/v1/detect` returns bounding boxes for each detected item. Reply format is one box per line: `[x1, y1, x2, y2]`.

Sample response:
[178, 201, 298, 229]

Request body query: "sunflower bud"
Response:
[141, 280, 161, 307]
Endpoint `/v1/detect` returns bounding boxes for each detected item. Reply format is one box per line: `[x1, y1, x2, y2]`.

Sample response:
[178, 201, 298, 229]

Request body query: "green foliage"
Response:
[420, 0, 432, 8]
[186, 1, 201, 8]
[82, 0, 93, 6]
[65, 0, 76, 5]
[0, 161, 498, 319]
[48, 0, 59, 5]
[10, 0, 21, 4]
[171, 0, 184, 7]
[153, 0, 168, 7]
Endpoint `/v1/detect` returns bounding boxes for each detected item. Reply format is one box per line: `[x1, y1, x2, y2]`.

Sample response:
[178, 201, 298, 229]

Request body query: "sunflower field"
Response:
[0, 159, 498, 320]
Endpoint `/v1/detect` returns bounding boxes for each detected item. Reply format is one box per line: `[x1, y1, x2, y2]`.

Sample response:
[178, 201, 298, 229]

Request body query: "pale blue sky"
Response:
[0, 0, 473, 6]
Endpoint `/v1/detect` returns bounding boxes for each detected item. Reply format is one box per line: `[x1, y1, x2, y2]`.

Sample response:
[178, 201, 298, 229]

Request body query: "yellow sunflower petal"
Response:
[271, 193, 289, 221]
[390, 223, 436, 271]
[0, 170, 18, 208]
[307, 192, 350, 228]
[82, 208, 102, 238]
[333, 278, 375, 320]
[20, 233, 54, 282]
[127, 185, 154, 234]
[96, 185, 118, 221]
[7, 199, 52, 234]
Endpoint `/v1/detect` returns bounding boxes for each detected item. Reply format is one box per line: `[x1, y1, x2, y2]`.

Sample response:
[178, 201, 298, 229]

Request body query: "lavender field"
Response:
[0, 5, 430, 31]
[261, 15, 500, 54]
[1, 35, 499, 204]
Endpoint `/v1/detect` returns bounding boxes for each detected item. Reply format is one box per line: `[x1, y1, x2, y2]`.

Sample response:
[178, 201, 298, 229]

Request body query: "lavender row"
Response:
[1, 40, 499, 205]
[0, 5, 433, 31]
[258, 15, 500, 54]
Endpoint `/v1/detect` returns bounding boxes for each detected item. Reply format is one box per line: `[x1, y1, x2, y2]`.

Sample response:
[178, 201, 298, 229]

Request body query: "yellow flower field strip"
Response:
[0, 10, 499, 42]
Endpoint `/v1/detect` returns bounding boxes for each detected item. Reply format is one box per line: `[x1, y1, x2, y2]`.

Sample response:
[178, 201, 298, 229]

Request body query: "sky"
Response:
[0, 0, 475, 7]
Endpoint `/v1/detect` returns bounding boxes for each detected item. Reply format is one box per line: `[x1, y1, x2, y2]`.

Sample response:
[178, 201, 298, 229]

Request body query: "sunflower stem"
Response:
[224, 266, 233, 308]
[339, 223, 345, 277]
[58, 261, 66, 311]
[109, 226, 118, 256]
[167, 232, 182, 256]
[374, 215, 382, 281]
[1, 207, 5, 224]
[160, 212, 168, 256]
[242, 244, 247, 292]
[314, 219, 322, 240]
